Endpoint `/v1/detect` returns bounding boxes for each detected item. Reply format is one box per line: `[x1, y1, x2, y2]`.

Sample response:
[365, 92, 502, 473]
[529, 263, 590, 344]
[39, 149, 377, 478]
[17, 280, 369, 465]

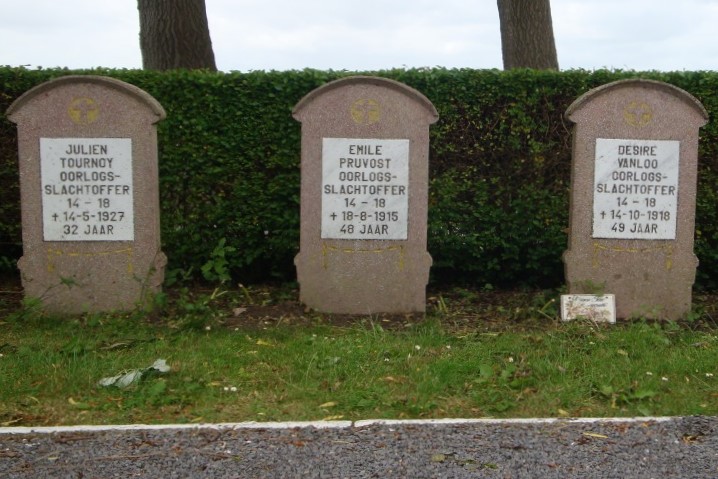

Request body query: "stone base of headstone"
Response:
[17, 249, 167, 315]
[295, 242, 432, 314]
[564, 249, 697, 320]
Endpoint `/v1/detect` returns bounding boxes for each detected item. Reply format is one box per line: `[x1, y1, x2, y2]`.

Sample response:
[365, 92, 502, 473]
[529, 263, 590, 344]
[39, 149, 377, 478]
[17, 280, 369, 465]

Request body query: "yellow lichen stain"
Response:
[47, 247, 133, 274]
[321, 243, 404, 270]
[592, 242, 673, 270]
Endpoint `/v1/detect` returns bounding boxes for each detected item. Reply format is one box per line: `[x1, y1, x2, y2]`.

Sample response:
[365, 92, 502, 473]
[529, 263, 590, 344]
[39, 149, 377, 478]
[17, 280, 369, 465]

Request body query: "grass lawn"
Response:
[1, 278, 717, 426]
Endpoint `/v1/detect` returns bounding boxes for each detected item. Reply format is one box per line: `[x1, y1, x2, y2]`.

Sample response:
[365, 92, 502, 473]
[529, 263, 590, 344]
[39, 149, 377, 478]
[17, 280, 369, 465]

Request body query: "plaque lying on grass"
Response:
[561, 294, 616, 324]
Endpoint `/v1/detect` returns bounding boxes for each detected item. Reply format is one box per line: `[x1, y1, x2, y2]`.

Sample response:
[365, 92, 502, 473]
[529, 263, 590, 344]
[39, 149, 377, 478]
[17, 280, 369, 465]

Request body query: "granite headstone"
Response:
[7, 75, 166, 314]
[563, 79, 708, 320]
[293, 76, 438, 314]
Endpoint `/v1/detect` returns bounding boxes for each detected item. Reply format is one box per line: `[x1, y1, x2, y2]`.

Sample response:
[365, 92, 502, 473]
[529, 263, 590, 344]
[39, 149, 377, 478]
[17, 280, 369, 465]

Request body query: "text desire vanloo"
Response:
[592, 138, 679, 240]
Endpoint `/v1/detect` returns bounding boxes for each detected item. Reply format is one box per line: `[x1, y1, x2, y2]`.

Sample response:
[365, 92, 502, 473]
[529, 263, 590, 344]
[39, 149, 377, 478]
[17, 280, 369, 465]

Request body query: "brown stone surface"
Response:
[6, 76, 166, 314]
[293, 76, 438, 314]
[563, 79, 708, 319]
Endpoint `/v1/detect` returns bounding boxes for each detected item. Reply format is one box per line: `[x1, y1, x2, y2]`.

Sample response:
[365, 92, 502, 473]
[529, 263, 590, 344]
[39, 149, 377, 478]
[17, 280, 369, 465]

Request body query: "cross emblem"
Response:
[350, 99, 381, 125]
[623, 101, 652, 127]
[68, 97, 99, 125]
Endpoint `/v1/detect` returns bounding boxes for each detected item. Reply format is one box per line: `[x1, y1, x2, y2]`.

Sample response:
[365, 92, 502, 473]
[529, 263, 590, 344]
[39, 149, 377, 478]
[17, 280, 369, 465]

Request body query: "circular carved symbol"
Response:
[350, 99, 381, 125]
[68, 97, 99, 125]
[623, 101, 653, 127]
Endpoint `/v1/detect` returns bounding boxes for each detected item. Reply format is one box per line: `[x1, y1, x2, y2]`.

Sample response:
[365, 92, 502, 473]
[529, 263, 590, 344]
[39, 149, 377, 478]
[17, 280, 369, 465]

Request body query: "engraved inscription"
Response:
[322, 138, 409, 240]
[593, 138, 679, 240]
[41, 138, 134, 241]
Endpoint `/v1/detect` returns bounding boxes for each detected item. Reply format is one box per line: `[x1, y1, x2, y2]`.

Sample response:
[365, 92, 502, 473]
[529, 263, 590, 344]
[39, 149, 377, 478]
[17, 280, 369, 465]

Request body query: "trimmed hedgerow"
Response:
[2, 67, 718, 288]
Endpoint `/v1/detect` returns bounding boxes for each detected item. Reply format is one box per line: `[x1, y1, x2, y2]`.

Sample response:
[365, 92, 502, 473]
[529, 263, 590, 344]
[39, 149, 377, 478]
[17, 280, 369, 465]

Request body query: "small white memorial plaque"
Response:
[561, 294, 616, 323]
[40, 138, 134, 241]
[593, 138, 679, 240]
[321, 138, 409, 240]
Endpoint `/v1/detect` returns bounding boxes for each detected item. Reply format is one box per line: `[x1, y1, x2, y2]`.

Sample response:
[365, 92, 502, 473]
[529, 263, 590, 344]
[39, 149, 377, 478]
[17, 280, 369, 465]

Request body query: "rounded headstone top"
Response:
[293, 75, 438, 123]
[6, 75, 166, 122]
[565, 78, 708, 124]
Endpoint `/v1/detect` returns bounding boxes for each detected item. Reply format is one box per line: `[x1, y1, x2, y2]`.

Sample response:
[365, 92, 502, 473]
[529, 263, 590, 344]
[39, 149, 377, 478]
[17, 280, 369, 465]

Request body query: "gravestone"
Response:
[293, 76, 438, 314]
[563, 79, 708, 320]
[7, 75, 167, 314]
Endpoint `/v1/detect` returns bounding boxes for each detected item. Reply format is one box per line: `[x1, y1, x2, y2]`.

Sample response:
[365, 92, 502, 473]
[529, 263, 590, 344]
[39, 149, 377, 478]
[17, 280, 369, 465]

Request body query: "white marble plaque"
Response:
[561, 294, 616, 323]
[40, 138, 134, 241]
[593, 138, 679, 240]
[321, 138, 409, 240]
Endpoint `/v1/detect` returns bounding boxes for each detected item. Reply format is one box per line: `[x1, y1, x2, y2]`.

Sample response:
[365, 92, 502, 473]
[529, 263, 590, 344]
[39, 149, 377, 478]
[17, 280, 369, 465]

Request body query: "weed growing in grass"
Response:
[595, 384, 657, 413]
[201, 238, 236, 285]
[5, 296, 44, 323]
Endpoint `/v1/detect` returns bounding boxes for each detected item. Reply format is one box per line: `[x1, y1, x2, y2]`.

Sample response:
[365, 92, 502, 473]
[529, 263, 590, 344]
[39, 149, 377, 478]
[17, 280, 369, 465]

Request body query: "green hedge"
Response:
[2, 67, 718, 289]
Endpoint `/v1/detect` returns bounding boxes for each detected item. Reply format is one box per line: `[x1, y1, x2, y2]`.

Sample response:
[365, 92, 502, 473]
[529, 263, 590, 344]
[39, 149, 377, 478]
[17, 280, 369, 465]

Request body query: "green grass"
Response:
[1, 285, 717, 426]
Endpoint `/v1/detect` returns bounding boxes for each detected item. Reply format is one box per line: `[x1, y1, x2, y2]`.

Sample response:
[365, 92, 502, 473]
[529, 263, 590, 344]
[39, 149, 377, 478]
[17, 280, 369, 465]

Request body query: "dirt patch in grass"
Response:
[177, 282, 718, 333]
[159, 281, 556, 333]
[3, 273, 718, 332]
[0, 273, 22, 316]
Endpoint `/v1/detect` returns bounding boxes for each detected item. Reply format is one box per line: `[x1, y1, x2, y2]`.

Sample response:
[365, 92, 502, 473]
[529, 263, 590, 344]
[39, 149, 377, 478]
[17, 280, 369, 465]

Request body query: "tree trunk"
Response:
[138, 0, 217, 71]
[497, 0, 558, 70]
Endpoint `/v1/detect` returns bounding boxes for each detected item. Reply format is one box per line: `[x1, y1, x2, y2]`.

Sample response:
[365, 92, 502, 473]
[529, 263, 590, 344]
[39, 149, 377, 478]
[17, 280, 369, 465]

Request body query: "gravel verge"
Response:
[1, 416, 717, 478]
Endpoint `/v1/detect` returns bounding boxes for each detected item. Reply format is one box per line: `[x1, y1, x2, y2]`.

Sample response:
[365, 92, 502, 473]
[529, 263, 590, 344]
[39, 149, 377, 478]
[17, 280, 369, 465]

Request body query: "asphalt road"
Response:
[1, 417, 717, 478]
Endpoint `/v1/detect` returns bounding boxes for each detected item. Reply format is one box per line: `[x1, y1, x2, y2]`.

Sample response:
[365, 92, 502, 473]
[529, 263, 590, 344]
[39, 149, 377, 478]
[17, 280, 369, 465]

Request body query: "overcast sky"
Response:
[2, 0, 718, 72]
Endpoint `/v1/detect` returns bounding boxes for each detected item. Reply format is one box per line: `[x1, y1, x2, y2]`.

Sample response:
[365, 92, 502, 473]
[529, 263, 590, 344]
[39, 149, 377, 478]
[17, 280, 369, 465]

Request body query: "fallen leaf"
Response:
[99, 341, 135, 351]
[68, 397, 90, 410]
[151, 359, 170, 373]
[431, 454, 447, 463]
[319, 401, 337, 408]
[256, 339, 272, 346]
[582, 432, 608, 439]
[233, 307, 247, 316]
[98, 359, 170, 388]
[322, 415, 344, 421]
